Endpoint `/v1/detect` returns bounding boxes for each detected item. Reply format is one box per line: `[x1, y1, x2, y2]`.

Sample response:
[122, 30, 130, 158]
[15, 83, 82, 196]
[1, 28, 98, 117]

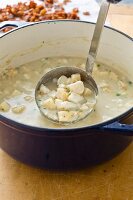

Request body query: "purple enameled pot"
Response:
[0, 21, 132, 170]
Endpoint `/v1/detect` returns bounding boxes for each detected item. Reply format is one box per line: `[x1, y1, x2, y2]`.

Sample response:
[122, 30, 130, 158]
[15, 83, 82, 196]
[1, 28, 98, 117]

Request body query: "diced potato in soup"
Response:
[36, 73, 96, 123]
[0, 57, 132, 128]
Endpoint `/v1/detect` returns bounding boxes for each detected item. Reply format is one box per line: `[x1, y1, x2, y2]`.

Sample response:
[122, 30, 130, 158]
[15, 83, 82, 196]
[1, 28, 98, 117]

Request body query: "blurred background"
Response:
[96, 0, 133, 4]
[119, 0, 133, 3]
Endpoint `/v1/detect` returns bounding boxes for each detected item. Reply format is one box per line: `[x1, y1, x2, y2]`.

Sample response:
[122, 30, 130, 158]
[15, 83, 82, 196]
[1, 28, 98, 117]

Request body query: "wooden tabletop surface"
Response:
[108, 4, 133, 37]
[0, 4, 133, 200]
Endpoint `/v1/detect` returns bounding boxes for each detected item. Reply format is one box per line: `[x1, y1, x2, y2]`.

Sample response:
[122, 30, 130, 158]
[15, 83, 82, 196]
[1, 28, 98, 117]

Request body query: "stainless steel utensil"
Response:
[35, 0, 119, 124]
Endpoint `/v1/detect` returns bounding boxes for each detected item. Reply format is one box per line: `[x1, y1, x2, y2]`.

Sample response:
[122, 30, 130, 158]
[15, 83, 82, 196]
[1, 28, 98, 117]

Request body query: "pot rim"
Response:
[0, 19, 133, 41]
[0, 20, 133, 134]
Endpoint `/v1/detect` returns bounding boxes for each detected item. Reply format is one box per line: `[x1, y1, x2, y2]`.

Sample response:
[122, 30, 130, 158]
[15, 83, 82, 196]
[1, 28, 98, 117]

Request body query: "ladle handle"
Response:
[86, 0, 110, 74]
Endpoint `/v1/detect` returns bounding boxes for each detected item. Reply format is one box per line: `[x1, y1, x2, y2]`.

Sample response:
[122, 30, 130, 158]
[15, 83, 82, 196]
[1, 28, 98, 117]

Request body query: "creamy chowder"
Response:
[0, 57, 133, 128]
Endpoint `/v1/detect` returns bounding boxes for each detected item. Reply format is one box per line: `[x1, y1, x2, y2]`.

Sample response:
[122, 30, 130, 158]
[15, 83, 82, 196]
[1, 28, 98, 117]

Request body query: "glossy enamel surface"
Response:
[0, 21, 132, 169]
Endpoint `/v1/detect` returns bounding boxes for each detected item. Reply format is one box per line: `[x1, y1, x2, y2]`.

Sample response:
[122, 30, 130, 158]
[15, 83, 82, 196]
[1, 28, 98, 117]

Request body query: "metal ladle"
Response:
[35, 0, 120, 124]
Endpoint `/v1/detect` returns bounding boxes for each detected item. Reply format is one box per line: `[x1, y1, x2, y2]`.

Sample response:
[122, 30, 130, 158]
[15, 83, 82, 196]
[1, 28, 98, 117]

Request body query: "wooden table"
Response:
[108, 4, 133, 37]
[0, 5, 133, 200]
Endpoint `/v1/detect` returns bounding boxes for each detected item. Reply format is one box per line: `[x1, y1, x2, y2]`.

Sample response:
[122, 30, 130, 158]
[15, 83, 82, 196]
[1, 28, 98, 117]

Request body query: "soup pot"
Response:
[0, 20, 133, 170]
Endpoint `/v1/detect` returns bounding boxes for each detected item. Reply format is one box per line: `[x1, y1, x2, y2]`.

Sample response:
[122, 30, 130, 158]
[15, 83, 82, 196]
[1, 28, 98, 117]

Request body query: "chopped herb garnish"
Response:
[97, 64, 100, 67]
[128, 81, 132, 85]
[116, 93, 121, 96]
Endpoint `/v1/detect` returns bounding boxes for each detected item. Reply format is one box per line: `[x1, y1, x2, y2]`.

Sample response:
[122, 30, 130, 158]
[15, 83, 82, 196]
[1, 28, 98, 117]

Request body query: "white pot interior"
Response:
[0, 21, 132, 129]
[0, 21, 133, 80]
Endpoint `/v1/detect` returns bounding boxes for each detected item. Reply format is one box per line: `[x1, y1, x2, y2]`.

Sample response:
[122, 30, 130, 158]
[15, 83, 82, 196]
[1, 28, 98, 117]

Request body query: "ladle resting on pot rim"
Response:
[35, 0, 122, 124]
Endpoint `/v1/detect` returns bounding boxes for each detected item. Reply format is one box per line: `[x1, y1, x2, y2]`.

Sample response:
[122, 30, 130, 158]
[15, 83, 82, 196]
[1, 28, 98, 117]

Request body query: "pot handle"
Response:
[102, 121, 133, 136]
[0, 21, 29, 31]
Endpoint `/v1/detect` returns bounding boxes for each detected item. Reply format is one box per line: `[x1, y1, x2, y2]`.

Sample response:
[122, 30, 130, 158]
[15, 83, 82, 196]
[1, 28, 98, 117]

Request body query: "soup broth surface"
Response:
[0, 57, 133, 128]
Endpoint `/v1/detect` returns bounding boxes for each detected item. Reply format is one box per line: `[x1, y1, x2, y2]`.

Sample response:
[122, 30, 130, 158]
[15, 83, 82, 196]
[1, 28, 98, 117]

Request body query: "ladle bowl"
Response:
[35, 66, 98, 124]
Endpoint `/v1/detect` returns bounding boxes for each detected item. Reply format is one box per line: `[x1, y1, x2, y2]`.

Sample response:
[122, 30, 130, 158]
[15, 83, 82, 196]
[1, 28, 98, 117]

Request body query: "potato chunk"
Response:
[58, 84, 66, 89]
[57, 75, 68, 85]
[0, 101, 10, 112]
[67, 78, 72, 84]
[58, 111, 78, 122]
[56, 88, 69, 101]
[41, 98, 56, 110]
[48, 90, 56, 99]
[68, 92, 84, 103]
[24, 96, 34, 102]
[83, 87, 92, 96]
[43, 109, 58, 121]
[99, 82, 110, 93]
[39, 85, 50, 94]
[71, 73, 81, 83]
[11, 89, 21, 97]
[80, 104, 89, 111]
[55, 99, 79, 111]
[12, 105, 25, 114]
[86, 100, 96, 109]
[68, 81, 84, 94]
